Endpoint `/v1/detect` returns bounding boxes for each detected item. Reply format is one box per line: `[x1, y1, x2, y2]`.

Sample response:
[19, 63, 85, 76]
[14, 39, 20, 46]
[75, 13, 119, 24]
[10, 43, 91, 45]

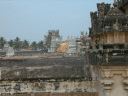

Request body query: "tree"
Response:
[37, 40, 44, 50]
[8, 40, 14, 47]
[22, 40, 29, 49]
[30, 41, 37, 50]
[44, 35, 52, 48]
[13, 37, 22, 50]
[0, 37, 6, 49]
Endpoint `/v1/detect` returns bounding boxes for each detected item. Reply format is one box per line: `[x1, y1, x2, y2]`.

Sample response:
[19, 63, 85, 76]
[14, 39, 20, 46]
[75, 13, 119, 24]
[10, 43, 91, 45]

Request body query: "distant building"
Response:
[76, 32, 91, 55]
[56, 37, 77, 55]
[50, 37, 61, 52]
[4, 43, 14, 57]
[44, 30, 61, 52]
[66, 37, 77, 55]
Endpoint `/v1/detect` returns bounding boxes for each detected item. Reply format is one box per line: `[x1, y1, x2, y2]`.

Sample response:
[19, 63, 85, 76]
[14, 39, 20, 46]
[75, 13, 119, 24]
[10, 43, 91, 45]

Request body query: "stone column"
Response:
[0, 68, 1, 80]
[123, 79, 128, 95]
[98, 66, 128, 96]
[101, 79, 114, 96]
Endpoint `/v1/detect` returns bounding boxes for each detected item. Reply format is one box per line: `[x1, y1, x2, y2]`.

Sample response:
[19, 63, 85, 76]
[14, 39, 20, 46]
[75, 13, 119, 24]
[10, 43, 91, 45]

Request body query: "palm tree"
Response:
[31, 41, 37, 50]
[8, 40, 14, 47]
[22, 40, 29, 49]
[13, 37, 22, 50]
[44, 35, 51, 48]
[0, 37, 6, 49]
[37, 40, 44, 50]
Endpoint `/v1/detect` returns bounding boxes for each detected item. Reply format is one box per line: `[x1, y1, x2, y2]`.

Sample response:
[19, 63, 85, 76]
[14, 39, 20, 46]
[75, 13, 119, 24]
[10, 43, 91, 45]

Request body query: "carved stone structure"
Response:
[0, 80, 96, 94]
[89, 0, 128, 96]
[0, 0, 128, 96]
[89, 0, 128, 49]
[118, 0, 128, 14]
[99, 66, 128, 96]
[0, 56, 97, 96]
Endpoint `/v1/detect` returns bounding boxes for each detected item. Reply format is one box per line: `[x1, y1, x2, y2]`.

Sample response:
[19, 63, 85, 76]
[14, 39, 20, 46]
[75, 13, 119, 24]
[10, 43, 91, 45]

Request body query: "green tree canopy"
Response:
[31, 41, 37, 50]
[0, 37, 6, 49]
[37, 40, 44, 49]
[13, 37, 22, 50]
[8, 40, 14, 47]
[22, 40, 29, 49]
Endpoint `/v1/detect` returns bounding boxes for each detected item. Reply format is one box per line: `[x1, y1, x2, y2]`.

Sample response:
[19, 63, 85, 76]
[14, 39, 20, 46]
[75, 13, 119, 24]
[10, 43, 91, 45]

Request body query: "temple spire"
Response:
[113, 0, 120, 7]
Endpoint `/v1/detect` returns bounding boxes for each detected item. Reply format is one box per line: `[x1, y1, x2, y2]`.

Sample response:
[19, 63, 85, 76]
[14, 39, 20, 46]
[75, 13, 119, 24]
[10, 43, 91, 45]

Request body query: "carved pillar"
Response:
[0, 68, 1, 80]
[123, 79, 128, 95]
[99, 66, 128, 96]
[101, 79, 114, 96]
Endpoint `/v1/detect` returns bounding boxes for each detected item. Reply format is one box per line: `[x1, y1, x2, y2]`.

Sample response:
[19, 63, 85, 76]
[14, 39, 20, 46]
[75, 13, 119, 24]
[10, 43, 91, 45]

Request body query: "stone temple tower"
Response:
[89, 0, 128, 96]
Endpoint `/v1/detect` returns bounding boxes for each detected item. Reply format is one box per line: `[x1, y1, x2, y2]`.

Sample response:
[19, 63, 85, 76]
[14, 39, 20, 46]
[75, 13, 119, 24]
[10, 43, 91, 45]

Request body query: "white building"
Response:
[66, 37, 77, 55]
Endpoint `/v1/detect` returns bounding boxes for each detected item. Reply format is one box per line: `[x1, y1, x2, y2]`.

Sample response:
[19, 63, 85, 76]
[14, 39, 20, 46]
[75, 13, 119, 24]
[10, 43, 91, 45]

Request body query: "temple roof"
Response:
[104, 6, 127, 22]
[118, 0, 128, 8]
[106, 7, 124, 16]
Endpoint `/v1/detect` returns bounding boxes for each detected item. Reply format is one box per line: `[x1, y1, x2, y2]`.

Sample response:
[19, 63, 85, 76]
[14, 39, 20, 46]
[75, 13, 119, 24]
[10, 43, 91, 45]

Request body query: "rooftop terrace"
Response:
[0, 56, 88, 81]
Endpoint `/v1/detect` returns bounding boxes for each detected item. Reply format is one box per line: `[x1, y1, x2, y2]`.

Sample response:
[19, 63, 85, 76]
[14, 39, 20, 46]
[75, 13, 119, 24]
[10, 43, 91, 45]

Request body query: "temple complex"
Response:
[0, 0, 128, 96]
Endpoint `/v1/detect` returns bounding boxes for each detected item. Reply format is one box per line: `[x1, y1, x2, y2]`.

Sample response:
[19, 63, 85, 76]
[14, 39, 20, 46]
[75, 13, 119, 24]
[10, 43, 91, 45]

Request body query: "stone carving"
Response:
[90, 12, 98, 34]
[90, 2, 128, 37]
[0, 81, 96, 94]
[99, 66, 128, 96]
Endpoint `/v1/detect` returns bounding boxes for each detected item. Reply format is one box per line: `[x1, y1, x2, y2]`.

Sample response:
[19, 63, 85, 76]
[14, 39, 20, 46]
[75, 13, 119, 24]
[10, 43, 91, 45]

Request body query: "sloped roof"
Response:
[118, 0, 128, 8]
[106, 7, 125, 16]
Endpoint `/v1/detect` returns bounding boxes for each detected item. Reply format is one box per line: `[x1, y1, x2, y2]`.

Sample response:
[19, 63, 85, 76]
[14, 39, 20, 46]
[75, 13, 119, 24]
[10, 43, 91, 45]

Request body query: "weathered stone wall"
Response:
[0, 92, 98, 96]
[0, 55, 96, 96]
[0, 57, 86, 80]
[0, 65, 85, 80]
[0, 51, 42, 57]
[0, 81, 97, 95]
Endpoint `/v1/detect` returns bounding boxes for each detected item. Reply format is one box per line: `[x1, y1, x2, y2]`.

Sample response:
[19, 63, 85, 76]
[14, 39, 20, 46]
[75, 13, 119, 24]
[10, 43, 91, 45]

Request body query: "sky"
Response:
[0, 0, 112, 42]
